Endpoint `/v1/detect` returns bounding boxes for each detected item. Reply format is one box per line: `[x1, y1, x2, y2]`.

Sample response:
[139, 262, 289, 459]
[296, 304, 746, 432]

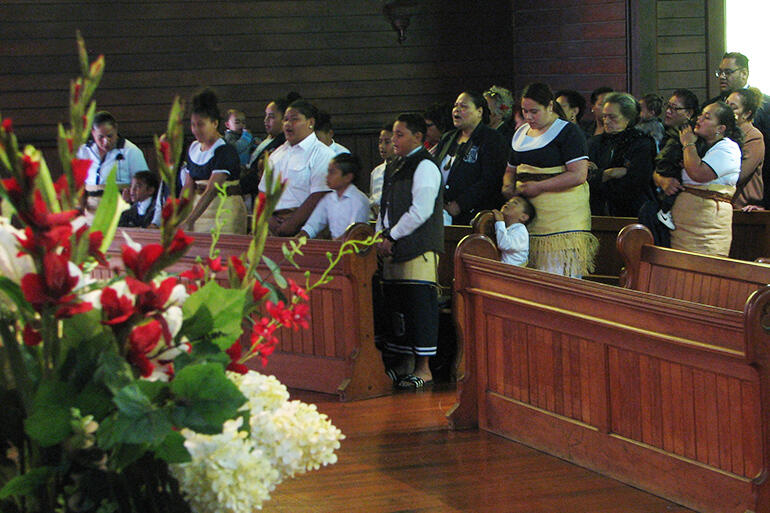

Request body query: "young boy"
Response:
[369, 122, 396, 219]
[493, 195, 534, 266]
[298, 153, 370, 239]
[119, 171, 159, 228]
[314, 111, 350, 156]
[224, 109, 258, 165]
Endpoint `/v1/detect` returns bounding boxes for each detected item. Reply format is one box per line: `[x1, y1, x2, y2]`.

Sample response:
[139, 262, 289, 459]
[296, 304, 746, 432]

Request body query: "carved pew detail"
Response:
[450, 231, 770, 513]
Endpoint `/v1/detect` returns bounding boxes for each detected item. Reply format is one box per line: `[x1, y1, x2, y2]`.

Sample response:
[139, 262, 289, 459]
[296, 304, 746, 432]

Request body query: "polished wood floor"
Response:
[265, 385, 694, 513]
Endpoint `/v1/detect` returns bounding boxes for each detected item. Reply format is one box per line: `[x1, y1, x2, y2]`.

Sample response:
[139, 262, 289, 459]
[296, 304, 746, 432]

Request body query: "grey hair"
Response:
[483, 85, 515, 121]
[603, 92, 641, 126]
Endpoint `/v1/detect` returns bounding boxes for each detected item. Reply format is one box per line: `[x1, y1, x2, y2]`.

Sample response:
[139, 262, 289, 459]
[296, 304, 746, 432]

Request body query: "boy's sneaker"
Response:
[657, 209, 675, 230]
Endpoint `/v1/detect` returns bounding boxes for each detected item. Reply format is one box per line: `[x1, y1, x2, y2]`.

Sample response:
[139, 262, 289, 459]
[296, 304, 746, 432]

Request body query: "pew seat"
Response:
[449, 229, 770, 513]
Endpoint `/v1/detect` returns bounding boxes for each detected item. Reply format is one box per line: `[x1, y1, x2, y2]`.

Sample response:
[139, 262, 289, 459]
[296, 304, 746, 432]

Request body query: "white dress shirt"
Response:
[301, 183, 370, 239]
[329, 140, 351, 156]
[76, 138, 148, 185]
[369, 161, 386, 212]
[260, 132, 334, 210]
[495, 221, 529, 266]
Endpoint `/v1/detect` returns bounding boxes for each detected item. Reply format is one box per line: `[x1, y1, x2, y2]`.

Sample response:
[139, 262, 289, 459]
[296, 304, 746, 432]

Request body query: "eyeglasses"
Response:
[665, 103, 688, 112]
[714, 68, 743, 78]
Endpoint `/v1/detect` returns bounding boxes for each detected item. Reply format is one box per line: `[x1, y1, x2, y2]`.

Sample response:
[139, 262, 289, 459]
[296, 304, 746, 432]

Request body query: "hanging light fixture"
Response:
[383, 1, 420, 45]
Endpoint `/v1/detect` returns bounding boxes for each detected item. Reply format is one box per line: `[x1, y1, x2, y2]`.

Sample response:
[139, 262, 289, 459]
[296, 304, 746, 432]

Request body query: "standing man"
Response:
[708, 52, 770, 207]
[376, 113, 443, 390]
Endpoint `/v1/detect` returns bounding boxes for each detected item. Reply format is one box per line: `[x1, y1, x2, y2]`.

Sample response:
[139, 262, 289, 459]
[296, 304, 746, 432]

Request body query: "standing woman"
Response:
[502, 83, 598, 277]
[726, 87, 765, 209]
[434, 91, 507, 225]
[671, 101, 742, 255]
[180, 89, 247, 234]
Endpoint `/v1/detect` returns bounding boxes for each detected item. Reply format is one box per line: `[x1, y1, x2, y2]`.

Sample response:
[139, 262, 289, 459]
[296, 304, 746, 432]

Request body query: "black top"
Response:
[185, 139, 240, 183]
[587, 127, 656, 217]
[434, 123, 507, 225]
[509, 119, 588, 168]
[240, 134, 286, 195]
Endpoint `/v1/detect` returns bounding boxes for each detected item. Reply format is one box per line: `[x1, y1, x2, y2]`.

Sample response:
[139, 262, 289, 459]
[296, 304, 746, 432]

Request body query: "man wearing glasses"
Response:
[708, 52, 770, 207]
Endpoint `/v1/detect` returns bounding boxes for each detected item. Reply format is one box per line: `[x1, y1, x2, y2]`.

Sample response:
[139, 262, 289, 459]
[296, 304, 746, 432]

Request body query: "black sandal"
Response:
[395, 374, 430, 390]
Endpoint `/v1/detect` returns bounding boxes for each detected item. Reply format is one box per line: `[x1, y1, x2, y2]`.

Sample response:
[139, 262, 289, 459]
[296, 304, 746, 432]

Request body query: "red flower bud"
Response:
[2, 118, 12, 133]
[229, 256, 246, 281]
[73, 83, 82, 104]
[71, 158, 90, 187]
[159, 140, 172, 166]
[255, 192, 266, 219]
[23, 324, 41, 346]
[253, 282, 270, 303]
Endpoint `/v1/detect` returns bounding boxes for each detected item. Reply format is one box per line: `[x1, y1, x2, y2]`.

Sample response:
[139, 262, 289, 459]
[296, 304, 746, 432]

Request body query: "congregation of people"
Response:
[75, 50, 769, 389]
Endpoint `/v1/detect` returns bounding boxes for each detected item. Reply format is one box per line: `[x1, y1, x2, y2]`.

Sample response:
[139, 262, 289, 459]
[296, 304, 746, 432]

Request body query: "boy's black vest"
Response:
[380, 147, 444, 262]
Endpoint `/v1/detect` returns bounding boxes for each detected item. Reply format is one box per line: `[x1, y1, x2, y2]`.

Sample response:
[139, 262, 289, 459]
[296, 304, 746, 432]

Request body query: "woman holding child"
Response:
[670, 101, 742, 255]
[502, 82, 598, 277]
[180, 89, 247, 234]
[726, 87, 765, 209]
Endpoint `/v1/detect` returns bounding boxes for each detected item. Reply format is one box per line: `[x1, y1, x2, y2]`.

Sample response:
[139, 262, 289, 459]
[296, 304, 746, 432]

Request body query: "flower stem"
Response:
[0, 321, 33, 411]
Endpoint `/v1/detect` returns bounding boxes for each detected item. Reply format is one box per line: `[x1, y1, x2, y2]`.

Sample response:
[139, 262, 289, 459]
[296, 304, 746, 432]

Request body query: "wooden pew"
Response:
[96, 224, 391, 401]
[449, 229, 770, 513]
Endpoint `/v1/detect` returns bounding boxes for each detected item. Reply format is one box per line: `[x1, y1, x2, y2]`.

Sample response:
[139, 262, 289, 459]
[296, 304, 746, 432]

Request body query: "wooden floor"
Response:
[264, 385, 695, 513]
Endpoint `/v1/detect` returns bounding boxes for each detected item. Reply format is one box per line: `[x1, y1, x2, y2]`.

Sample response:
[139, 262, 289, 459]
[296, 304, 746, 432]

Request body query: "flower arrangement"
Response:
[0, 34, 359, 513]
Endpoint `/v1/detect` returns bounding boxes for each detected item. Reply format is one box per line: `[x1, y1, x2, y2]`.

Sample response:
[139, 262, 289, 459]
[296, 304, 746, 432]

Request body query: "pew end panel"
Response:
[99, 227, 391, 401]
[451, 237, 770, 513]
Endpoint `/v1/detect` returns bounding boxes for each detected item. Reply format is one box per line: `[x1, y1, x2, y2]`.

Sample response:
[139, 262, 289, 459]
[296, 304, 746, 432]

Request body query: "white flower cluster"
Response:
[172, 370, 344, 512]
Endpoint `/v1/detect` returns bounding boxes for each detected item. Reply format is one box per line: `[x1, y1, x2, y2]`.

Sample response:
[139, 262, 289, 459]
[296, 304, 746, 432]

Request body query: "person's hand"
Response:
[602, 167, 627, 182]
[679, 124, 697, 147]
[502, 183, 516, 199]
[268, 215, 282, 235]
[742, 204, 766, 212]
[445, 201, 461, 216]
[492, 209, 503, 222]
[658, 176, 684, 196]
[377, 238, 393, 257]
[587, 161, 599, 173]
[515, 181, 541, 198]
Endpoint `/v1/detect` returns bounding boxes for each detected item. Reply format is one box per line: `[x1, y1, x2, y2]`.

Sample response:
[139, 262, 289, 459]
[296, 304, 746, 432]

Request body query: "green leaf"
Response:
[90, 169, 129, 254]
[137, 380, 168, 403]
[25, 382, 76, 446]
[94, 348, 134, 392]
[74, 383, 113, 420]
[262, 255, 287, 289]
[108, 443, 148, 472]
[174, 340, 229, 373]
[0, 277, 34, 316]
[170, 363, 245, 434]
[154, 431, 190, 464]
[0, 466, 55, 499]
[180, 281, 247, 350]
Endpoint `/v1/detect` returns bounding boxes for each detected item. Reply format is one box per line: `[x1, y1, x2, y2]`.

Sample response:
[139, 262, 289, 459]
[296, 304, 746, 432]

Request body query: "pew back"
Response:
[98, 225, 390, 401]
[450, 233, 770, 513]
[618, 224, 770, 310]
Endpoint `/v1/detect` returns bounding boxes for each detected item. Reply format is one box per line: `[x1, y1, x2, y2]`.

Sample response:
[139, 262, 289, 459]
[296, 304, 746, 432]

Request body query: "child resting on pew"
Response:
[492, 195, 535, 266]
[298, 153, 370, 239]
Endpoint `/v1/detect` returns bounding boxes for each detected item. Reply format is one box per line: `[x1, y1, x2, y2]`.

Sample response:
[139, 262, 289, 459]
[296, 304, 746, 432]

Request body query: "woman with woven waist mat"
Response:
[179, 89, 247, 234]
[502, 82, 598, 278]
[670, 101, 742, 256]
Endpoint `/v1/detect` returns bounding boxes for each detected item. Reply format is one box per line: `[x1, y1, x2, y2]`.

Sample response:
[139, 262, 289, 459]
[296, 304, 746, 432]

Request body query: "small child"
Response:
[119, 171, 159, 228]
[298, 153, 370, 240]
[492, 195, 535, 266]
[224, 109, 258, 165]
[369, 123, 396, 220]
[636, 93, 666, 151]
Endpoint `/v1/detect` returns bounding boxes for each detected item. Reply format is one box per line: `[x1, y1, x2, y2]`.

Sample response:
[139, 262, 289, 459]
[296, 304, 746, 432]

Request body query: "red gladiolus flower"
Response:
[20, 191, 78, 231]
[2, 118, 12, 133]
[206, 256, 225, 272]
[21, 253, 77, 309]
[23, 325, 41, 346]
[88, 231, 107, 265]
[167, 229, 193, 257]
[159, 140, 172, 166]
[180, 264, 205, 281]
[71, 158, 90, 187]
[253, 282, 269, 303]
[55, 301, 93, 319]
[162, 197, 190, 222]
[229, 256, 246, 281]
[128, 351, 155, 378]
[1, 177, 23, 203]
[255, 192, 266, 219]
[101, 287, 135, 325]
[22, 155, 39, 180]
[122, 243, 163, 280]
[127, 276, 177, 314]
[225, 341, 248, 374]
[129, 320, 163, 353]
[288, 279, 309, 301]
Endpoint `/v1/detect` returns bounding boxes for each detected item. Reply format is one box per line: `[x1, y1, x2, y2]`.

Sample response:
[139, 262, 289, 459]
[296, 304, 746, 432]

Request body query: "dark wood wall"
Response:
[512, 0, 629, 107]
[0, 0, 514, 182]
